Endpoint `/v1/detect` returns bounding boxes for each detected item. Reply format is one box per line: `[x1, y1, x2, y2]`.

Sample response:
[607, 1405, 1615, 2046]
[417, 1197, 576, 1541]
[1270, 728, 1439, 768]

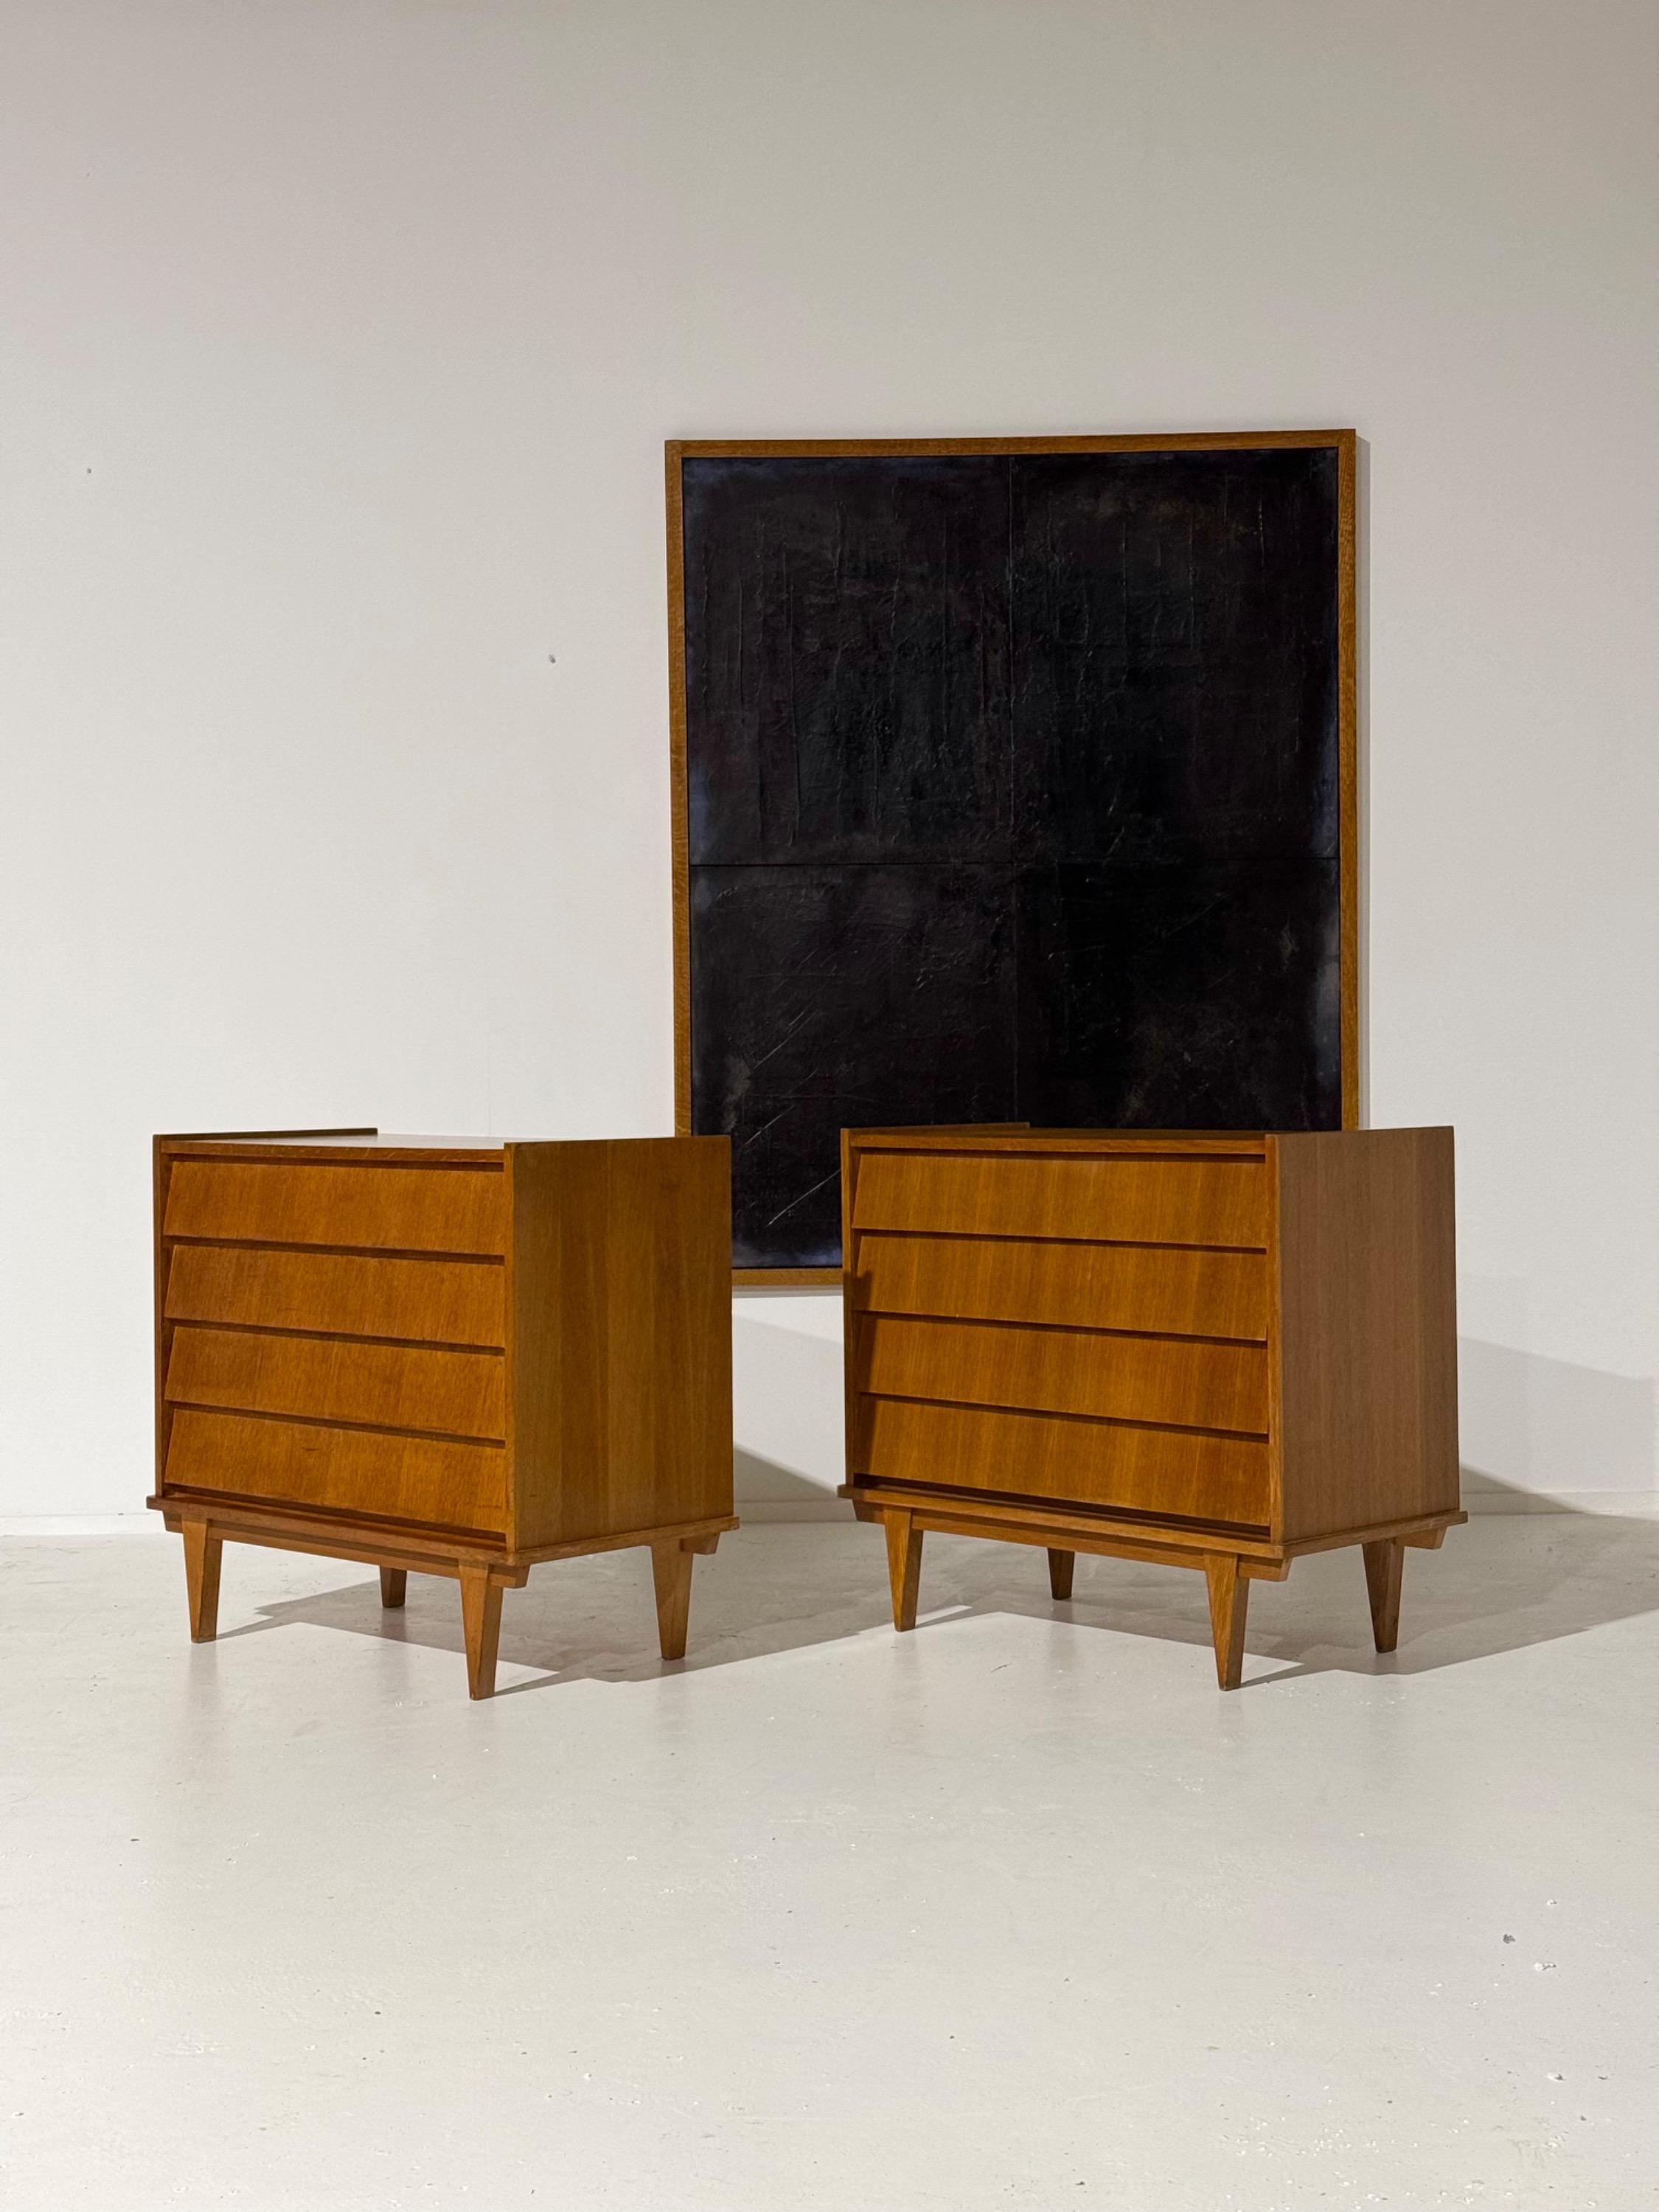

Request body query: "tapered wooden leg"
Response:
[884, 1511, 923, 1631]
[1046, 1548, 1076, 1601]
[1203, 1554, 1249, 1689]
[1363, 1539, 1405, 1653]
[379, 1567, 407, 1609]
[181, 1519, 223, 1644]
[652, 1541, 695, 1662]
[459, 1565, 503, 1700]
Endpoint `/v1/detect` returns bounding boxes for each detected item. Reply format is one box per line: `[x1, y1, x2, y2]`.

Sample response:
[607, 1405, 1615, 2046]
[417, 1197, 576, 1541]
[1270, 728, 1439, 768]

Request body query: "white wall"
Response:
[1, 0, 1653, 1517]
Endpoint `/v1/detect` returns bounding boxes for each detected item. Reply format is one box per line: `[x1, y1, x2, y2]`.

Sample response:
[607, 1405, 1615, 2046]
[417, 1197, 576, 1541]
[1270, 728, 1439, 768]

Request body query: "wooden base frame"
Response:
[150, 1495, 738, 1700]
[844, 1482, 1464, 1690]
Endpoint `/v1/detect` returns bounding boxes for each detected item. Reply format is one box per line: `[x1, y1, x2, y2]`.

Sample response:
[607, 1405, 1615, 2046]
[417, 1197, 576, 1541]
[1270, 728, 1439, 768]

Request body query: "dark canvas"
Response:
[680, 445, 1343, 1269]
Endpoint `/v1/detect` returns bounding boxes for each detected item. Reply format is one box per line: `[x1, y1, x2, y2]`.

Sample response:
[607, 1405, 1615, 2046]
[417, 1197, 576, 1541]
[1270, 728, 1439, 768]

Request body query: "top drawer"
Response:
[163, 1159, 506, 1257]
[849, 1149, 1268, 1250]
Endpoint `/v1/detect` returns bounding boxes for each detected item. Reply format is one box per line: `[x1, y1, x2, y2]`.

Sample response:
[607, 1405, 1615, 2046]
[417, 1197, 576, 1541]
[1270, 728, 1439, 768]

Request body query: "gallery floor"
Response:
[4, 1514, 1655, 2211]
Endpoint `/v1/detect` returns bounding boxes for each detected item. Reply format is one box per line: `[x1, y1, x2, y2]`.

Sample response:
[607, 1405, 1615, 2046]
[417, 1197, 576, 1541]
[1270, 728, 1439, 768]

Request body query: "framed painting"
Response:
[667, 432, 1357, 1281]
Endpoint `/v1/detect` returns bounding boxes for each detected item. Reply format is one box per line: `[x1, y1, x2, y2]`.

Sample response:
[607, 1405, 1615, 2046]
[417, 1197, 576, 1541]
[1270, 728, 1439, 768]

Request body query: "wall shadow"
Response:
[732, 1447, 844, 1509]
[1458, 1338, 1655, 1495]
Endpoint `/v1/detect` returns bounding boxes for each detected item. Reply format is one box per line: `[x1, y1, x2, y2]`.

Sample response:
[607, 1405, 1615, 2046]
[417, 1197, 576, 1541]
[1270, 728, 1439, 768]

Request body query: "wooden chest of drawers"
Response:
[841, 1127, 1464, 1686]
[149, 1129, 736, 1696]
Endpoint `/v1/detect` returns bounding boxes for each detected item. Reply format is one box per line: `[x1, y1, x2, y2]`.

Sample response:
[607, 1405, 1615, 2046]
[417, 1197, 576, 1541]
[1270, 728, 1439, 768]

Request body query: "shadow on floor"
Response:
[213, 1486, 1659, 1697]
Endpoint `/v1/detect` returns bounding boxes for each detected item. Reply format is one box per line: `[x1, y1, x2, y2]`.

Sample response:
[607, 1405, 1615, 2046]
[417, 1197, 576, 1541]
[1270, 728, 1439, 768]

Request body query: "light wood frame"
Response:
[667, 431, 1360, 1286]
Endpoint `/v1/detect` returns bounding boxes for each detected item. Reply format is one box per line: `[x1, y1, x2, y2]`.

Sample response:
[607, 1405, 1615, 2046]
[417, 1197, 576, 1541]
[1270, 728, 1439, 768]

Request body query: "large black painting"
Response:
[671, 437, 1353, 1273]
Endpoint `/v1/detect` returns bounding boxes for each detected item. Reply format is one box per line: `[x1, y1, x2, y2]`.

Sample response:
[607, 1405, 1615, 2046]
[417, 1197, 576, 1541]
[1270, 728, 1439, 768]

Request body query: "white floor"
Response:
[3, 1517, 1656, 2211]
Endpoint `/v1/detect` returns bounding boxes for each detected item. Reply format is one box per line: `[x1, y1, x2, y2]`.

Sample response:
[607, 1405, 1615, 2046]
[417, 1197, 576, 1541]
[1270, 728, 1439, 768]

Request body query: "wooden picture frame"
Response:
[667, 431, 1359, 1285]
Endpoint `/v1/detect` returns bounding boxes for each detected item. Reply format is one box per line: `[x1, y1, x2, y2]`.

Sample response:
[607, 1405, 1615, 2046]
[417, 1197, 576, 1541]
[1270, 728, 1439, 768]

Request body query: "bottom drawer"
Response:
[164, 1408, 507, 1535]
[855, 1396, 1270, 1530]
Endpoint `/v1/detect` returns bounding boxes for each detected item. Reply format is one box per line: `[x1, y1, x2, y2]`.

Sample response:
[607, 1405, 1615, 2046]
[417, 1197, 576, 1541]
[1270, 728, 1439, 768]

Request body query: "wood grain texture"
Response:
[670, 433, 1355, 458]
[651, 1541, 695, 1661]
[1204, 1554, 1250, 1688]
[506, 1137, 734, 1550]
[166, 1328, 505, 1441]
[852, 1231, 1267, 1340]
[1363, 1538, 1404, 1652]
[1337, 430, 1361, 1127]
[154, 1490, 732, 1575]
[854, 1396, 1271, 1529]
[165, 1408, 507, 1534]
[860, 1313, 1268, 1433]
[846, 1476, 1287, 1564]
[844, 1128, 1262, 1151]
[1046, 1548, 1075, 1601]
[884, 1510, 924, 1630]
[843, 1123, 1461, 1677]
[667, 444, 692, 1136]
[164, 1158, 505, 1256]
[1271, 1127, 1459, 1543]
[850, 1150, 1268, 1247]
[154, 1138, 175, 1492]
[152, 1132, 737, 1696]
[459, 1564, 503, 1700]
[164, 1243, 505, 1347]
[181, 1517, 222, 1643]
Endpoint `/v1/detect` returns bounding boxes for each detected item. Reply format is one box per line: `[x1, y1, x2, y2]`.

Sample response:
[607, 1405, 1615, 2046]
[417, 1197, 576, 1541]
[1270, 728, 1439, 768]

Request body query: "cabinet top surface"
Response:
[157, 1130, 504, 1163]
[156, 1132, 728, 1166]
[845, 1127, 1449, 1152]
[848, 1127, 1267, 1152]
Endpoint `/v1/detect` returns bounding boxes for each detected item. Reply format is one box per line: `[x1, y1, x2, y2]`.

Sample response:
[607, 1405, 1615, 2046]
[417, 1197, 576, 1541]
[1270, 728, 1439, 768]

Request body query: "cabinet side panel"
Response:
[510, 1139, 733, 1550]
[1274, 1129, 1459, 1542]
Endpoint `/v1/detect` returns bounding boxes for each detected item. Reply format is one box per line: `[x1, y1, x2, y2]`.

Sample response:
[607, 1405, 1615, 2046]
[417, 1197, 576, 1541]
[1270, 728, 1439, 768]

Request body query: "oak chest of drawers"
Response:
[150, 1129, 736, 1696]
[841, 1126, 1464, 1686]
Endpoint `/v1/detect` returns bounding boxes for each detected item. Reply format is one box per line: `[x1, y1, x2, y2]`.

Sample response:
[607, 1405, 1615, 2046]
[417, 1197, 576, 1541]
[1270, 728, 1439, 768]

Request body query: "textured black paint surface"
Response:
[690, 866, 1016, 1267]
[1014, 858, 1342, 1133]
[681, 448, 1343, 1267]
[684, 457, 1013, 866]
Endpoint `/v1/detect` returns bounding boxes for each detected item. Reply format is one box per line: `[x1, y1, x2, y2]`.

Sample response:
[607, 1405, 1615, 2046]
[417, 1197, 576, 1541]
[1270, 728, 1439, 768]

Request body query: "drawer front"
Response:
[860, 1315, 1268, 1434]
[850, 1150, 1267, 1248]
[164, 1244, 505, 1348]
[854, 1396, 1270, 1529]
[163, 1160, 505, 1256]
[852, 1232, 1267, 1340]
[164, 1408, 506, 1534]
[166, 1328, 505, 1442]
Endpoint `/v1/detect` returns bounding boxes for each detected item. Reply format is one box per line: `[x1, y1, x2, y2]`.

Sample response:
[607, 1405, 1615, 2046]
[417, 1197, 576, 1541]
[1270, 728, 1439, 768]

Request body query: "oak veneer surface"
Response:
[166, 1327, 506, 1442]
[165, 1408, 508, 1534]
[855, 1232, 1268, 1340]
[164, 1244, 506, 1348]
[861, 1314, 1269, 1434]
[1274, 1127, 1460, 1543]
[164, 1157, 506, 1256]
[844, 1127, 1459, 1550]
[850, 1148, 1269, 1248]
[152, 1131, 737, 1694]
[506, 1137, 734, 1550]
[856, 1396, 1273, 1529]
